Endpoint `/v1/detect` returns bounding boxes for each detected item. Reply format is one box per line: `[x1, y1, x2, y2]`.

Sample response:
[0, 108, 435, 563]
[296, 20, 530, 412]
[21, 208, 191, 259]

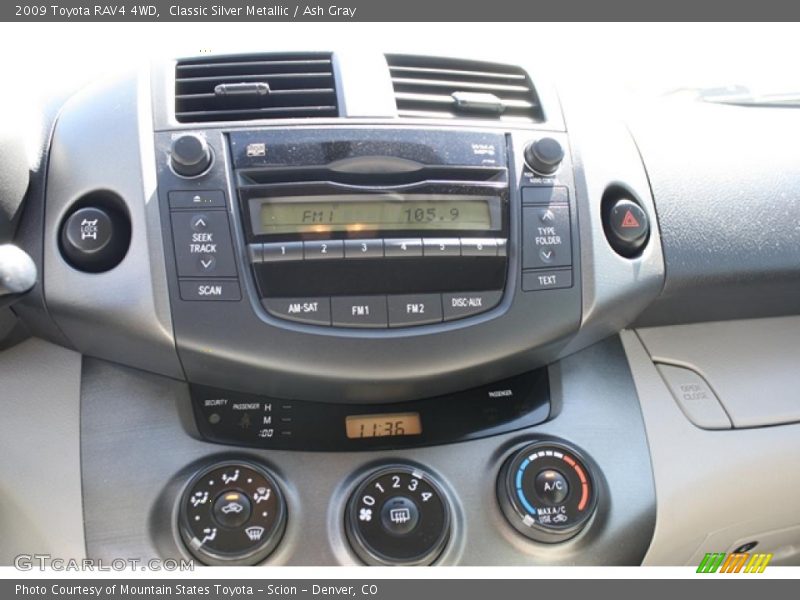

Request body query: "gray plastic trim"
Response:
[0, 338, 84, 565]
[556, 100, 666, 359]
[621, 329, 800, 566]
[638, 317, 800, 428]
[81, 336, 655, 566]
[41, 70, 182, 380]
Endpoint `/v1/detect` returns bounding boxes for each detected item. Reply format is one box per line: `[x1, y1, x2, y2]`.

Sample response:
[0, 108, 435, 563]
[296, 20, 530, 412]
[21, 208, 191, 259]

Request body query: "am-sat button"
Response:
[262, 297, 331, 326]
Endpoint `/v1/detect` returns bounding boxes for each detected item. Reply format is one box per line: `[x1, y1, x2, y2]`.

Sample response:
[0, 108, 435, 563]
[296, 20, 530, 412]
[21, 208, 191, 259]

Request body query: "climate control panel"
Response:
[175, 443, 600, 565]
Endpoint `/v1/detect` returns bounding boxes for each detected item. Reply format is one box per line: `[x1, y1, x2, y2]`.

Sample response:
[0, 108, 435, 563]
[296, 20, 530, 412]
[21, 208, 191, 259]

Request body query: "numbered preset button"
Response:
[304, 240, 344, 260]
[344, 239, 384, 259]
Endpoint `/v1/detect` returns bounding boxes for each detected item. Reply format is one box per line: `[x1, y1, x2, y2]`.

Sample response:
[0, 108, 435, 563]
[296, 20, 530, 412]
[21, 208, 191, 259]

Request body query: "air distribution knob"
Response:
[170, 133, 213, 177]
[524, 137, 564, 176]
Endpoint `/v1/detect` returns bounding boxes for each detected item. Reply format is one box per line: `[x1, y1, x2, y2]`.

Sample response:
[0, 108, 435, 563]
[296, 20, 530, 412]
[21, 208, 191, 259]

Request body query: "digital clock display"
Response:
[252, 194, 499, 235]
[345, 412, 423, 439]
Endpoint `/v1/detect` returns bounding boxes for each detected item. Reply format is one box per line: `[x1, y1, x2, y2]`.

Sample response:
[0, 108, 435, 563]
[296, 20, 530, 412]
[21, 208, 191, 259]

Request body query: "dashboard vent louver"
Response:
[174, 53, 339, 123]
[386, 54, 544, 123]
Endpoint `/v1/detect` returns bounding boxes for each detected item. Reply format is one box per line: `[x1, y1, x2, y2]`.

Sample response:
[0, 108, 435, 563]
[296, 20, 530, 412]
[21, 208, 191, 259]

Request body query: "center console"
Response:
[25, 51, 664, 567]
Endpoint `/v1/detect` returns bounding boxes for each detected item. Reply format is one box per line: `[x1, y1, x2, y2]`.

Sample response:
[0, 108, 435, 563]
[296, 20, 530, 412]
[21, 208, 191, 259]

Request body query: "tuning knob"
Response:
[169, 133, 213, 177]
[524, 137, 564, 176]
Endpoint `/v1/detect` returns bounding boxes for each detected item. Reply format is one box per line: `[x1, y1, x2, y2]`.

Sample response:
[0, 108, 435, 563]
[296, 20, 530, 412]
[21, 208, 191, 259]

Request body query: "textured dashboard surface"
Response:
[0, 338, 84, 564]
[629, 101, 800, 326]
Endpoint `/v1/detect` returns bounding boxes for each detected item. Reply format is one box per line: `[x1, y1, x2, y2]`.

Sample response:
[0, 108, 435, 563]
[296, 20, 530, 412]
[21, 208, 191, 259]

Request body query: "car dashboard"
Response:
[0, 49, 799, 568]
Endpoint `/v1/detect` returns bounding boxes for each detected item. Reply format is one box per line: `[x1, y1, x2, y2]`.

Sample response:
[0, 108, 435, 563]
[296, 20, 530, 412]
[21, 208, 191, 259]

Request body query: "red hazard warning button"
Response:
[620, 209, 640, 229]
[606, 198, 650, 256]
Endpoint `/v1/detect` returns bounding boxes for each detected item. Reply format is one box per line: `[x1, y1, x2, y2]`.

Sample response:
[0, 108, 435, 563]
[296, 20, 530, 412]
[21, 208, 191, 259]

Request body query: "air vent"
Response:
[386, 54, 544, 123]
[174, 53, 339, 123]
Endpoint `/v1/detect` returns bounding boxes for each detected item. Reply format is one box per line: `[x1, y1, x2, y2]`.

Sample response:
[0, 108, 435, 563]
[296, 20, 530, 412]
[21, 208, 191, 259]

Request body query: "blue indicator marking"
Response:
[515, 458, 529, 489]
[515, 458, 536, 515]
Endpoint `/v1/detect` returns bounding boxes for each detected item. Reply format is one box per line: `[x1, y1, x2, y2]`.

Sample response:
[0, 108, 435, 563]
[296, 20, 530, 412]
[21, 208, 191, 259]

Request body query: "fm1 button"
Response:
[534, 470, 570, 505]
[380, 496, 420, 535]
[331, 296, 388, 328]
[213, 491, 252, 529]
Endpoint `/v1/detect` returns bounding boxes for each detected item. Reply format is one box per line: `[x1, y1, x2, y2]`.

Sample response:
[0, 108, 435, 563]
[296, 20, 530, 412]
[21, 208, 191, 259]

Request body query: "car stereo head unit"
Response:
[229, 128, 510, 328]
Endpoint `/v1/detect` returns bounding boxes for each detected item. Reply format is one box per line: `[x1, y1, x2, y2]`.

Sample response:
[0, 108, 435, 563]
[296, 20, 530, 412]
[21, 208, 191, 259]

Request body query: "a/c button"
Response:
[262, 297, 331, 326]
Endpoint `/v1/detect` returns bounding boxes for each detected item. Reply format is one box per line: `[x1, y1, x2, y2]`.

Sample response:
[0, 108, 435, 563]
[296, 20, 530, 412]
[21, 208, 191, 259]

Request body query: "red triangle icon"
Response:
[621, 209, 640, 229]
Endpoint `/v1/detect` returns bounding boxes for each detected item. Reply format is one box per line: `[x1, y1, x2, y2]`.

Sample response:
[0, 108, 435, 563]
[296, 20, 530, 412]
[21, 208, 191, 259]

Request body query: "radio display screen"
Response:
[251, 194, 500, 235]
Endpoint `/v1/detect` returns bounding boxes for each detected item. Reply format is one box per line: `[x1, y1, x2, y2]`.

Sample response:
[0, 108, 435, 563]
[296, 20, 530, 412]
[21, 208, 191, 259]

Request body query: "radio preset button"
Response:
[304, 240, 344, 260]
[262, 242, 303, 262]
[422, 238, 461, 257]
[384, 238, 423, 258]
[442, 290, 502, 321]
[331, 296, 388, 328]
[495, 238, 508, 257]
[460, 238, 497, 257]
[247, 243, 263, 264]
[345, 239, 384, 259]
[387, 294, 443, 327]
[262, 297, 331, 326]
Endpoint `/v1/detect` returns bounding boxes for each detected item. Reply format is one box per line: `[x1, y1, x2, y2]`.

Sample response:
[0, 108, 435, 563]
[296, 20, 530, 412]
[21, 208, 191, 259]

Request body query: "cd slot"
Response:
[237, 165, 507, 187]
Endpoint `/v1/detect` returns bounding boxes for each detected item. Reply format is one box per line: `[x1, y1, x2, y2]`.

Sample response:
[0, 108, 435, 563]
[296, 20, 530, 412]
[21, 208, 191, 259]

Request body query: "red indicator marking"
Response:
[573, 463, 587, 484]
[578, 482, 589, 511]
[563, 455, 576, 467]
[620, 209, 640, 229]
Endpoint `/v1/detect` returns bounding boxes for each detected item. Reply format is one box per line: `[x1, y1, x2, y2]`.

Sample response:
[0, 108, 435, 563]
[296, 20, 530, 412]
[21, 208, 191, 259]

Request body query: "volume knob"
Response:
[524, 137, 564, 176]
[170, 133, 213, 177]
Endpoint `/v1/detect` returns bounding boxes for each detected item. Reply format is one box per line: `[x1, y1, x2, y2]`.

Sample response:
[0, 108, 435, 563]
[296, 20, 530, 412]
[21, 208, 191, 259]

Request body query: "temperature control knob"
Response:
[179, 460, 286, 565]
[169, 133, 213, 177]
[345, 465, 450, 565]
[524, 137, 564, 176]
[497, 441, 597, 543]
